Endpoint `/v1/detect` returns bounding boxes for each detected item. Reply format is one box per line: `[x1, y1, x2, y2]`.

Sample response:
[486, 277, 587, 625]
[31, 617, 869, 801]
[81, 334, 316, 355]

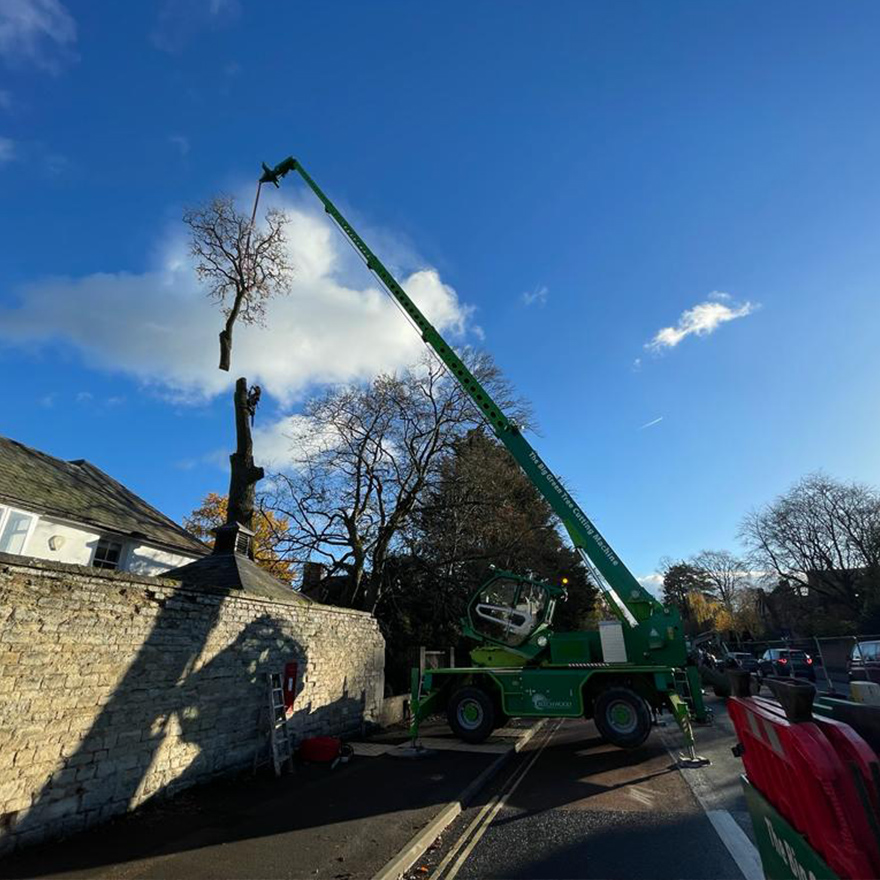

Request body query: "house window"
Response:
[0, 510, 35, 555]
[93, 538, 124, 570]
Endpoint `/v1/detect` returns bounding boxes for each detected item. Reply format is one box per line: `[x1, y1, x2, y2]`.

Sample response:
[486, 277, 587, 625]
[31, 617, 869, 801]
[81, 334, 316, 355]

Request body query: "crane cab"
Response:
[463, 571, 566, 665]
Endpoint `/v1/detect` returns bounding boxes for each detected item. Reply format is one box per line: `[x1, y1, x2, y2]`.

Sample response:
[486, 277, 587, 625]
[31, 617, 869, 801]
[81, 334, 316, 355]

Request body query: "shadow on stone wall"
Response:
[8, 600, 310, 851]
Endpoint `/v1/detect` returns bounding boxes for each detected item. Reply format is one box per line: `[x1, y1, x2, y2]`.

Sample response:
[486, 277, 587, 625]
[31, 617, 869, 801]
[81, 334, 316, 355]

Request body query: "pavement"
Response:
[0, 720, 538, 880]
[657, 695, 758, 844]
[1, 698, 761, 880]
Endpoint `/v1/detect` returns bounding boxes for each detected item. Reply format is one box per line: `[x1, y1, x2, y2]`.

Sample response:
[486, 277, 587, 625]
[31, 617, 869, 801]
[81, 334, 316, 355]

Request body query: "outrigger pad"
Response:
[390, 743, 439, 760]
[678, 750, 711, 767]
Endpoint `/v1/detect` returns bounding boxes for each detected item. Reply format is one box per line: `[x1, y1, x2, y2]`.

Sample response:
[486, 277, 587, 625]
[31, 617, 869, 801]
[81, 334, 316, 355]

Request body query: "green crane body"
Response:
[260, 157, 708, 751]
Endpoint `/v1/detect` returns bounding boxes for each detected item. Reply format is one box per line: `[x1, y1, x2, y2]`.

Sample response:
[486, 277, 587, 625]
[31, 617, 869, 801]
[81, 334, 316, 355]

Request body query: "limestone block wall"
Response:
[0, 553, 385, 853]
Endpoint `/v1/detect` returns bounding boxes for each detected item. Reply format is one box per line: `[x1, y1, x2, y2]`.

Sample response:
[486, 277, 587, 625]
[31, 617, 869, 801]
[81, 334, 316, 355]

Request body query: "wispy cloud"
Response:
[0, 137, 14, 163]
[168, 134, 190, 156]
[645, 292, 756, 354]
[521, 285, 548, 307]
[39, 392, 57, 408]
[638, 416, 663, 430]
[0, 0, 77, 72]
[44, 151, 69, 175]
[0, 90, 11, 109]
[151, 0, 239, 53]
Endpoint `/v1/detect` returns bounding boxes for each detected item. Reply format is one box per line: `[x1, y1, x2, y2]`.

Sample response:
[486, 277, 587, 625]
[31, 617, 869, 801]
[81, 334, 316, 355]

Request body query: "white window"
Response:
[93, 537, 125, 570]
[0, 508, 36, 555]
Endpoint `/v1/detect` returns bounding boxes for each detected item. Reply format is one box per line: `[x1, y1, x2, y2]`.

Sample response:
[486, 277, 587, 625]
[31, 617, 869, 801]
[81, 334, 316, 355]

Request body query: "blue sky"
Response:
[2, 1, 879, 585]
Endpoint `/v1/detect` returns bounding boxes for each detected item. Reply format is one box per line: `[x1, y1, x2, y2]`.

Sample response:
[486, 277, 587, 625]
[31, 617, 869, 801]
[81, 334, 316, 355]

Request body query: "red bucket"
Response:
[299, 736, 342, 763]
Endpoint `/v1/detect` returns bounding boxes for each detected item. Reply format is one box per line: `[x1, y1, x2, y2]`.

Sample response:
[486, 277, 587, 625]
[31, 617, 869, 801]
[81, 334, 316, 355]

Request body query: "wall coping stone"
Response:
[0, 551, 379, 623]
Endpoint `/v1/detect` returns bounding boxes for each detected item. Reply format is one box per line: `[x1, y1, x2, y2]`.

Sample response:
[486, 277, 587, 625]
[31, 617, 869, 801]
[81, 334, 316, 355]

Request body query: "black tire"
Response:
[447, 686, 496, 744]
[593, 687, 652, 750]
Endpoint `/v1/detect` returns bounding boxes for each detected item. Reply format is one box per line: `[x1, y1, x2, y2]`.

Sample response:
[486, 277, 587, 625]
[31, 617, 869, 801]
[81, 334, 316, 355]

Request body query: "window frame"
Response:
[0, 505, 39, 556]
[91, 536, 128, 572]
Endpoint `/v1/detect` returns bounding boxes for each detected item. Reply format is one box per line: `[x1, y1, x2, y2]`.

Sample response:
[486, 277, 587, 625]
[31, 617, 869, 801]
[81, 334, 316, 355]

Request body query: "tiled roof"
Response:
[0, 436, 207, 557]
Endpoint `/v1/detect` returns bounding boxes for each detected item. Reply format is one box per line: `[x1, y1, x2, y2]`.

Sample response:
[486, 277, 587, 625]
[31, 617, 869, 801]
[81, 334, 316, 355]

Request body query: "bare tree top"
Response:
[184, 194, 293, 371]
[740, 471, 880, 609]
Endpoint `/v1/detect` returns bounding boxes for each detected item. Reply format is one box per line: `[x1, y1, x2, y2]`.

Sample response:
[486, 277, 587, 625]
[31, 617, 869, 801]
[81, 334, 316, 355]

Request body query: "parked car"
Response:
[725, 651, 759, 673]
[758, 648, 816, 682]
[848, 640, 880, 684]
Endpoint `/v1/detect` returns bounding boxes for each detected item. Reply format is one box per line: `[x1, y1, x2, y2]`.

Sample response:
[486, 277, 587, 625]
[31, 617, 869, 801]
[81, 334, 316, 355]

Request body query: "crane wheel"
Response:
[593, 687, 651, 749]
[447, 686, 496, 744]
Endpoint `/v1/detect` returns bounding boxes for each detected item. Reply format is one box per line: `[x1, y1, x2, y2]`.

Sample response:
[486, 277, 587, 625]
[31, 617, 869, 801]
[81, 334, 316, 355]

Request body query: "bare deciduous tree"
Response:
[183, 193, 293, 532]
[740, 473, 880, 614]
[184, 194, 292, 371]
[690, 549, 749, 614]
[266, 350, 530, 612]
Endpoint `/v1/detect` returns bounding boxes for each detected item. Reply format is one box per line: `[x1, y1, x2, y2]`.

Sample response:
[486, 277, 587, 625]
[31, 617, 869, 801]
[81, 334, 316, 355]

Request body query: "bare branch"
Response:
[183, 195, 294, 371]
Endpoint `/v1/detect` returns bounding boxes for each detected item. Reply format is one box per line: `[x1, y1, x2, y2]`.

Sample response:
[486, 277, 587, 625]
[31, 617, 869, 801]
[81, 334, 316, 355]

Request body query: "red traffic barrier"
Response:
[729, 695, 880, 879]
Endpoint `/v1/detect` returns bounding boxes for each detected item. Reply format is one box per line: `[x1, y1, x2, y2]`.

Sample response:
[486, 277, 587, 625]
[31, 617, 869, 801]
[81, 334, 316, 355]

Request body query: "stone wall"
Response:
[0, 553, 385, 853]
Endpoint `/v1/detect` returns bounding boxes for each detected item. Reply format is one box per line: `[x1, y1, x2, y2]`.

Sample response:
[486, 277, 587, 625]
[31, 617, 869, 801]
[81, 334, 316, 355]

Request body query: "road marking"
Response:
[705, 810, 764, 880]
[658, 726, 763, 880]
[372, 720, 546, 880]
[433, 720, 561, 880]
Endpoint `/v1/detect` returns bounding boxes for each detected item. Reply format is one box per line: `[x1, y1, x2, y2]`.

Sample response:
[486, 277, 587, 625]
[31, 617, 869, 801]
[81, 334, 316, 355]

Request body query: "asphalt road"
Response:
[414, 716, 748, 880]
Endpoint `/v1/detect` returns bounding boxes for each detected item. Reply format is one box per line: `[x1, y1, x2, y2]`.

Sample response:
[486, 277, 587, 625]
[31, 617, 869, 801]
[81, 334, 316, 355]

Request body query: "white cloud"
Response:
[521, 285, 548, 307]
[638, 416, 663, 430]
[252, 414, 339, 470]
[645, 292, 755, 354]
[0, 198, 477, 407]
[168, 134, 190, 156]
[0, 137, 14, 163]
[0, 0, 76, 71]
[637, 573, 664, 599]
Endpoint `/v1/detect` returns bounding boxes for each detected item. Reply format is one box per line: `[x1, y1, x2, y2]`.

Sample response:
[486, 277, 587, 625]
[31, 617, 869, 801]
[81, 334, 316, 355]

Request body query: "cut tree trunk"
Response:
[219, 329, 232, 372]
[227, 377, 263, 546]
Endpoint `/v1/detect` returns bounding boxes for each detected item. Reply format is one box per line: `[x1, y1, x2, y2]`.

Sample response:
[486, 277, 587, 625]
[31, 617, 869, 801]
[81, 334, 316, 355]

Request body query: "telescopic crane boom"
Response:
[260, 157, 655, 628]
[259, 156, 708, 732]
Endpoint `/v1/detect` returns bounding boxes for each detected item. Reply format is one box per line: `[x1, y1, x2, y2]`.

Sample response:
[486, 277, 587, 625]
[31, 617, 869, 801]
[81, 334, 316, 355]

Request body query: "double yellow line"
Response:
[431, 719, 562, 880]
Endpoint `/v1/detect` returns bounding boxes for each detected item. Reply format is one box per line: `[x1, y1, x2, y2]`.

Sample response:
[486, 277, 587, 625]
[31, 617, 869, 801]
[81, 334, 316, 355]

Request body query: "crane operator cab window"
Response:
[471, 577, 549, 647]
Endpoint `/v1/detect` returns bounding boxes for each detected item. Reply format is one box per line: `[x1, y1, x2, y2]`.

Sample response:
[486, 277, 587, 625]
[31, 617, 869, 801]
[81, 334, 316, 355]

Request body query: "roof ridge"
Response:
[75, 460, 193, 534]
[0, 434, 208, 555]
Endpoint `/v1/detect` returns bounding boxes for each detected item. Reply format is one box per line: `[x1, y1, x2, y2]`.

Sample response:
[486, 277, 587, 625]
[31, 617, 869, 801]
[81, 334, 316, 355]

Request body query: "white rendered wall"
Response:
[23, 514, 200, 575]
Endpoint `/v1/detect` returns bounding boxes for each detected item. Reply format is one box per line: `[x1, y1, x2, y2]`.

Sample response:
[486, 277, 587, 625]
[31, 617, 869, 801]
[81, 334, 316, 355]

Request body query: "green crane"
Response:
[260, 156, 708, 755]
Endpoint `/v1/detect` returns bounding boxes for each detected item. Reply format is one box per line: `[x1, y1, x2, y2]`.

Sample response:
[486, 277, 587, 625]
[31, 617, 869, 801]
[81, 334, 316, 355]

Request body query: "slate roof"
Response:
[163, 552, 311, 603]
[0, 435, 207, 557]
